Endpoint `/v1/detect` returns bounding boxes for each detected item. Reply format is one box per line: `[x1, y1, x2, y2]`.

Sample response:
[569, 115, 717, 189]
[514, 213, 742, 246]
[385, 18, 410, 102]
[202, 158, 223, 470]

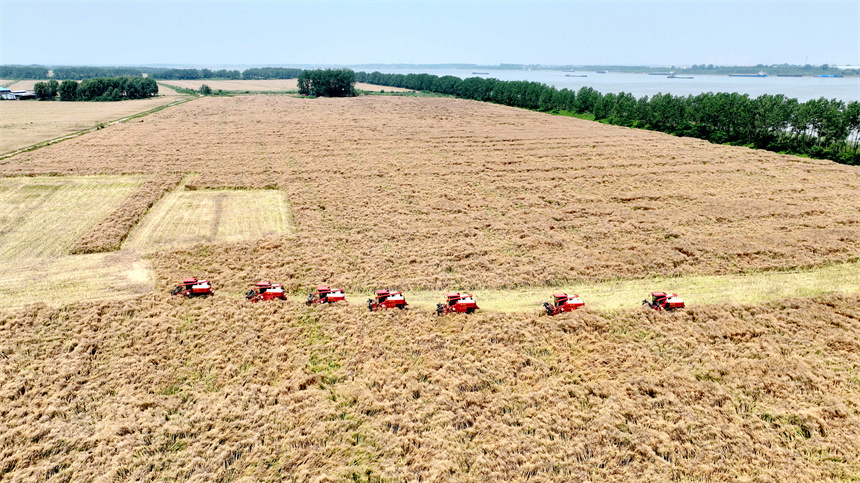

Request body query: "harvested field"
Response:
[123, 189, 295, 249]
[402, 259, 860, 313]
[0, 251, 151, 307]
[1, 294, 859, 481]
[163, 78, 413, 93]
[0, 175, 145, 259]
[70, 173, 185, 254]
[0, 175, 156, 307]
[2, 96, 858, 293]
[0, 88, 188, 153]
[4, 80, 40, 91]
[1, 95, 860, 480]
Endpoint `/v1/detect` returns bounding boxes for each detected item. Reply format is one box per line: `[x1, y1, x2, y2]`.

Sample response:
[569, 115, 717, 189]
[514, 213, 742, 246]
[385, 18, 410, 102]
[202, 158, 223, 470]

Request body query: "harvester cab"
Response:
[170, 278, 213, 298]
[643, 292, 685, 311]
[306, 285, 346, 305]
[436, 292, 479, 315]
[246, 281, 287, 302]
[367, 289, 408, 311]
[543, 293, 585, 316]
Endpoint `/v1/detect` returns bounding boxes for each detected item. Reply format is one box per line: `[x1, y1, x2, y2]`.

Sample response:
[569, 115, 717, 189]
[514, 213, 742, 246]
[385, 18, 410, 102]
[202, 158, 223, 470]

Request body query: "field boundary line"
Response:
[0, 95, 199, 161]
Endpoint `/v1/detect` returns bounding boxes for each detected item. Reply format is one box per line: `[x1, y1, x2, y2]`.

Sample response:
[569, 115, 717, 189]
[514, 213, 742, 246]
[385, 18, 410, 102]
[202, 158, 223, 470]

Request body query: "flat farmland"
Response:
[0, 175, 153, 306]
[124, 189, 295, 248]
[0, 85, 188, 153]
[0, 175, 144, 259]
[3, 96, 857, 294]
[1, 96, 860, 482]
[163, 78, 413, 92]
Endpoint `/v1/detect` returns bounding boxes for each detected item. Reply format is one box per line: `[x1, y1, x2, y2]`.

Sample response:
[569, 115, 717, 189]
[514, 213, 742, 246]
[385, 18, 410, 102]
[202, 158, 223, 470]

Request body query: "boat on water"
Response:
[814, 74, 844, 78]
[595, 70, 608, 74]
[565, 74, 587, 77]
[777, 74, 803, 77]
[729, 71, 767, 77]
[472, 72, 489, 75]
[667, 73, 693, 79]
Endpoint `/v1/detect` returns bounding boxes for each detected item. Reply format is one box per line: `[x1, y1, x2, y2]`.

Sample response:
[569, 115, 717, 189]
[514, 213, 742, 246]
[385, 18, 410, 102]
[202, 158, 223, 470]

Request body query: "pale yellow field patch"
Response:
[0, 251, 152, 308]
[0, 175, 156, 308]
[399, 261, 860, 314]
[124, 189, 295, 249]
[0, 175, 145, 259]
[0, 90, 189, 153]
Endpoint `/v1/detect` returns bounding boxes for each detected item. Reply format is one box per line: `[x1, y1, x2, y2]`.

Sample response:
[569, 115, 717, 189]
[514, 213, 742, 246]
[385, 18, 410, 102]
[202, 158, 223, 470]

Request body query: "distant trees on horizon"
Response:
[34, 76, 158, 101]
[354, 71, 860, 166]
[298, 69, 356, 97]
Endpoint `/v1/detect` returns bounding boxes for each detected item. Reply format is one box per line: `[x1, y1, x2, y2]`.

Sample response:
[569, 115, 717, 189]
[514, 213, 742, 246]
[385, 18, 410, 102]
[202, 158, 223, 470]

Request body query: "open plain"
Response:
[1, 95, 859, 481]
[162, 78, 414, 93]
[0, 84, 187, 153]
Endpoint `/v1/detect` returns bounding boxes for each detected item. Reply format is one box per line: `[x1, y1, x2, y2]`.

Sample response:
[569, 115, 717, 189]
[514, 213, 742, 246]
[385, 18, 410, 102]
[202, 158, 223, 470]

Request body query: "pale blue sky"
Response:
[1, 1, 857, 67]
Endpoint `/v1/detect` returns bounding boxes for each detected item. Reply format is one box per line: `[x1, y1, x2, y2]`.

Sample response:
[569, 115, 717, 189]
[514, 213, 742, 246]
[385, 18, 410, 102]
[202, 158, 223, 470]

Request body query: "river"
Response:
[368, 68, 860, 103]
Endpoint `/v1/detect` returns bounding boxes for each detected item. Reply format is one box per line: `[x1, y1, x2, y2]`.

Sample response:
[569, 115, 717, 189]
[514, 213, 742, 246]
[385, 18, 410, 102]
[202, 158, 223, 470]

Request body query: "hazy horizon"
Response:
[1, 1, 858, 67]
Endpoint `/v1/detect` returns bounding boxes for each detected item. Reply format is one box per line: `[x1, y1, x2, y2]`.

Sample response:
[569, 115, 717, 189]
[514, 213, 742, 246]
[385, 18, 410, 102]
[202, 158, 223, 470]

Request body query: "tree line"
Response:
[298, 69, 356, 97]
[354, 71, 860, 166]
[1, 65, 303, 80]
[34, 76, 158, 101]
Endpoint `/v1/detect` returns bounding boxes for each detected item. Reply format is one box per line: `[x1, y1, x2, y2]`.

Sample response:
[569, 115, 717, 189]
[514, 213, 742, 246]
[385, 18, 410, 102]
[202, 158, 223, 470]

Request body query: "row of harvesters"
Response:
[171, 278, 684, 314]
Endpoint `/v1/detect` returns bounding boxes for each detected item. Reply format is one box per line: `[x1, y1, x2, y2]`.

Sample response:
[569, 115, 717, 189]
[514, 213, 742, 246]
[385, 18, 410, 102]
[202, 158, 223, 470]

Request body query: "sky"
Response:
[1, 1, 858, 67]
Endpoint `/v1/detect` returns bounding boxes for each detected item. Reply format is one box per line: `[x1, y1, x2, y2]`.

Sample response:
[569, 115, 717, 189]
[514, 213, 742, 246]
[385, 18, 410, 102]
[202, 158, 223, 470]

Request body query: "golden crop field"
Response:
[0, 175, 153, 307]
[0, 95, 859, 481]
[124, 189, 295, 249]
[163, 78, 414, 92]
[0, 86, 188, 153]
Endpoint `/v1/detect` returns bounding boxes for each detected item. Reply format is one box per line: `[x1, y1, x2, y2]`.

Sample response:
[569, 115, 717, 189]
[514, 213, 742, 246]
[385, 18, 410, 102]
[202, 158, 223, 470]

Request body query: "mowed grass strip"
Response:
[398, 260, 860, 313]
[123, 189, 295, 249]
[0, 175, 144, 260]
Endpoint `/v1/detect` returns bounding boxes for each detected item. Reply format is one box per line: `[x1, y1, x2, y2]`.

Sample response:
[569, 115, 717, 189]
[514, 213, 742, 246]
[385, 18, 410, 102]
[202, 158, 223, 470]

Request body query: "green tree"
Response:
[298, 69, 356, 97]
[33, 81, 53, 100]
[58, 80, 78, 101]
[199, 84, 212, 95]
[47, 80, 59, 99]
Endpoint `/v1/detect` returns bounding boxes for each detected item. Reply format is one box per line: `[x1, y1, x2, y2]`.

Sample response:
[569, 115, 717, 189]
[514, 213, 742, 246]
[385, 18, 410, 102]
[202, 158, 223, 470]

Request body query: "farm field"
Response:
[124, 189, 295, 249]
[0, 84, 187, 153]
[0, 175, 153, 307]
[0, 95, 859, 481]
[163, 78, 414, 92]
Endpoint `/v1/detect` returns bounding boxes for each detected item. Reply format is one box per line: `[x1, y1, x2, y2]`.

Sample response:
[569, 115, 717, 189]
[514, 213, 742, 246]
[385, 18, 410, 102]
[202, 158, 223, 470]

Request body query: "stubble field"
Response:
[1, 95, 859, 481]
[0, 84, 187, 153]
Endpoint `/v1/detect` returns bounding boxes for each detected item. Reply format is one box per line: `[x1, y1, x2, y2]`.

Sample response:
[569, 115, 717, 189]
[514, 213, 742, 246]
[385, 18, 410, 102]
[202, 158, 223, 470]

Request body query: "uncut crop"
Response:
[1, 95, 860, 482]
[1, 295, 858, 481]
[7, 96, 854, 293]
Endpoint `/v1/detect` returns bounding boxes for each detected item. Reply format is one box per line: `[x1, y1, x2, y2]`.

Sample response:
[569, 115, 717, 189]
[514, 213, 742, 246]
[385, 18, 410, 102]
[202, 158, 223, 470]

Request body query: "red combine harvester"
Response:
[436, 292, 479, 315]
[170, 278, 213, 298]
[306, 286, 347, 305]
[642, 292, 685, 311]
[246, 281, 287, 302]
[367, 289, 408, 311]
[543, 293, 585, 316]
